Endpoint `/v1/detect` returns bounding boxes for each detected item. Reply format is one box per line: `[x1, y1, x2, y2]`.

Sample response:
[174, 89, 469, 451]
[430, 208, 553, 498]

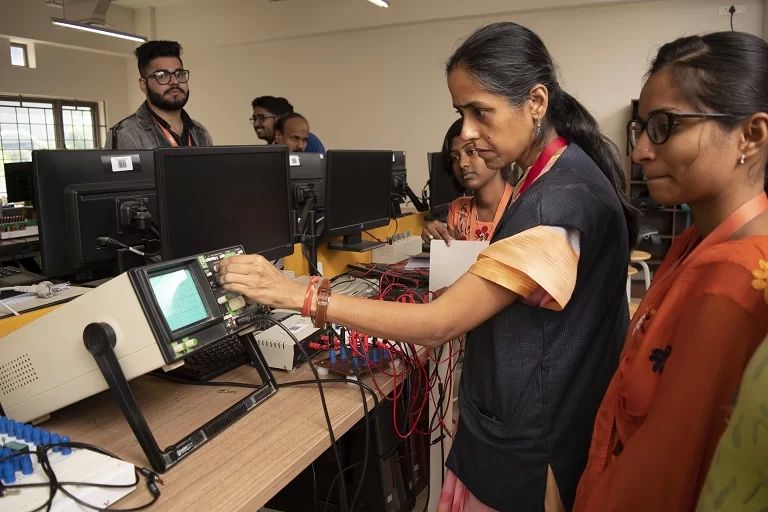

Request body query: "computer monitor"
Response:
[428, 151, 464, 219]
[155, 145, 294, 261]
[33, 149, 157, 279]
[324, 150, 392, 252]
[289, 152, 325, 211]
[4, 161, 34, 204]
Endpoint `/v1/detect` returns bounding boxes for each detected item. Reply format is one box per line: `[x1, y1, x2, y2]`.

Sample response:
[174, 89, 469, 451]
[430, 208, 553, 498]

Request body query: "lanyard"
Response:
[156, 121, 191, 147]
[630, 192, 768, 338]
[470, 182, 514, 240]
[515, 136, 568, 199]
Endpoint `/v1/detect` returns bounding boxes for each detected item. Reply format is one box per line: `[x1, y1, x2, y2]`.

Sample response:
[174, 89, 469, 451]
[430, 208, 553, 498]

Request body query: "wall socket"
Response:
[719, 4, 746, 15]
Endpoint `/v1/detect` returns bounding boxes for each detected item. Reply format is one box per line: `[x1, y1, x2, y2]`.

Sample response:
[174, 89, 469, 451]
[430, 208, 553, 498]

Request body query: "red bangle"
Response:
[301, 276, 320, 317]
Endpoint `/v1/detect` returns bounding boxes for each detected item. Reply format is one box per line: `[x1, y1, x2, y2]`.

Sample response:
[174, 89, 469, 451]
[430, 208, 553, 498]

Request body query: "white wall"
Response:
[0, 0, 140, 132]
[145, 0, 763, 189]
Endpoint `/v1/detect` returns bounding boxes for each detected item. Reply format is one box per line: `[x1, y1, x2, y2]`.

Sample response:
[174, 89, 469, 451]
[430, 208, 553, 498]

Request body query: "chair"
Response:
[630, 250, 652, 291]
[627, 265, 638, 302]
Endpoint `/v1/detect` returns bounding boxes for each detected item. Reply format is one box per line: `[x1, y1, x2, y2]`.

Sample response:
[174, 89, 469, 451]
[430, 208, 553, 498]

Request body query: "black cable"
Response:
[729, 6, 735, 30]
[338, 326, 370, 512]
[258, 316, 350, 512]
[3, 441, 159, 512]
[363, 230, 385, 243]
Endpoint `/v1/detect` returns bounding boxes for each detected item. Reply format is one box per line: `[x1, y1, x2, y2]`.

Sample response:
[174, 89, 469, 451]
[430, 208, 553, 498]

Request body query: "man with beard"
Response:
[106, 40, 212, 149]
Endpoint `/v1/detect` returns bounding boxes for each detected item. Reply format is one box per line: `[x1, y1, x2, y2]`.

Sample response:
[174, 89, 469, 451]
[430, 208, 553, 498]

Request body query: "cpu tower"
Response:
[344, 401, 412, 512]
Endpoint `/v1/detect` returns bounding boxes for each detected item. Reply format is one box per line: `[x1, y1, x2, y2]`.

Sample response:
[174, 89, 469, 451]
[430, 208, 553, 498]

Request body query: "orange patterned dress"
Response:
[574, 194, 768, 511]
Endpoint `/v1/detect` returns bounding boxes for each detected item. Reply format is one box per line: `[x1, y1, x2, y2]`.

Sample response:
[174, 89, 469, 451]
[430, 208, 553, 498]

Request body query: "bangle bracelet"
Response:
[301, 276, 320, 317]
[313, 278, 331, 328]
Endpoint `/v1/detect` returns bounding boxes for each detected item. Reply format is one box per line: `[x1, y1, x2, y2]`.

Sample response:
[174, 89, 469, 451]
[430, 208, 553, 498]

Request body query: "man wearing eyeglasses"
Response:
[250, 96, 325, 153]
[105, 40, 212, 149]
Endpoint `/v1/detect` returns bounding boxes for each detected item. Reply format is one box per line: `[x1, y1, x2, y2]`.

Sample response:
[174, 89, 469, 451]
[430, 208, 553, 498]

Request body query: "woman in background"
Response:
[422, 118, 512, 243]
[575, 31, 768, 511]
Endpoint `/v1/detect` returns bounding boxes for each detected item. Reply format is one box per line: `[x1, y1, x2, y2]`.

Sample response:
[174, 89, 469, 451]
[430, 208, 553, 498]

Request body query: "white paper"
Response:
[428, 240, 489, 291]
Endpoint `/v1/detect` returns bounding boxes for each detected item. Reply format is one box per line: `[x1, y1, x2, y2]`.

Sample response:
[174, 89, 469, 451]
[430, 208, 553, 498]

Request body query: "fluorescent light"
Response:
[51, 17, 147, 43]
[367, 0, 390, 7]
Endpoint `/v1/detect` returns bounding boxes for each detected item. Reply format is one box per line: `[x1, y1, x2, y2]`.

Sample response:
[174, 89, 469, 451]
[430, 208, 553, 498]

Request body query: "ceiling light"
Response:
[367, 0, 390, 7]
[51, 17, 147, 43]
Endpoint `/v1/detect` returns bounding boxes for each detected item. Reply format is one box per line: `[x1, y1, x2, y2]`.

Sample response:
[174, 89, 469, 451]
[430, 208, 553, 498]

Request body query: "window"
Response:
[0, 96, 99, 195]
[9, 44, 28, 67]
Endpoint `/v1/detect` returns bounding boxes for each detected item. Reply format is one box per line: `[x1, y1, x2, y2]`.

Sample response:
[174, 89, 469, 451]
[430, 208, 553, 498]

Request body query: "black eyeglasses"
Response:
[627, 111, 740, 149]
[249, 114, 276, 125]
[142, 69, 190, 85]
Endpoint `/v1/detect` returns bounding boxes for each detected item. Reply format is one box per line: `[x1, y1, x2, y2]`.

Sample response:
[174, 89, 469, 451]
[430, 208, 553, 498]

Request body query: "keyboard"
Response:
[167, 314, 288, 381]
[0, 266, 46, 287]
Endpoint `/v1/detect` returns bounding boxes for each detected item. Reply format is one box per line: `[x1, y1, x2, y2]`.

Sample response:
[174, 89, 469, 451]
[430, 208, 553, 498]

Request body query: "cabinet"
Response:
[627, 100, 691, 274]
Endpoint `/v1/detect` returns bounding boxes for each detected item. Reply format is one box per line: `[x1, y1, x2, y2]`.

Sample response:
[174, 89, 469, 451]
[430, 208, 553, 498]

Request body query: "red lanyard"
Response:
[156, 121, 191, 147]
[630, 192, 768, 339]
[516, 136, 568, 198]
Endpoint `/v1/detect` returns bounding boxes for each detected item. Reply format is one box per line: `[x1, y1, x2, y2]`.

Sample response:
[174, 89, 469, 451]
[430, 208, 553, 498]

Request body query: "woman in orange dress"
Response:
[574, 31, 768, 511]
[422, 119, 513, 243]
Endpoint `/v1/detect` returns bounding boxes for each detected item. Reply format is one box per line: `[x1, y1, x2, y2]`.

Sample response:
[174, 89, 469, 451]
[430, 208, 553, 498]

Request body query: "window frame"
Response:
[9, 43, 28, 68]
[0, 95, 100, 154]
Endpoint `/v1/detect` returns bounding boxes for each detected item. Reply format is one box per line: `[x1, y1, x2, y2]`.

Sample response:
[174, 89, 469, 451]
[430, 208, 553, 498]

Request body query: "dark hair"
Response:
[649, 31, 768, 192]
[251, 96, 294, 116]
[441, 119, 464, 176]
[135, 40, 182, 75]
[275, 112, 307, 134]
[441, 118, 513, 187]
[447, 22, 638, 247]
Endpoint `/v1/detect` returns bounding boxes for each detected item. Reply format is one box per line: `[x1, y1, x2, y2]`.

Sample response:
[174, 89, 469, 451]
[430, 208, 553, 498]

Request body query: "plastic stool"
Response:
[630, 250, 652, 291]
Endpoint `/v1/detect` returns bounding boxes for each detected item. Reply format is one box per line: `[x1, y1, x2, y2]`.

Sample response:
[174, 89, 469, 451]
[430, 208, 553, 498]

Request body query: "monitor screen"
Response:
[4, 162, 34, 203]
[325, 150, 392, 238]
[428, 151, 464, 217]
[149, 267, 209, 333]
[155, 145, 294, 261]
[33, 149, 157, 279]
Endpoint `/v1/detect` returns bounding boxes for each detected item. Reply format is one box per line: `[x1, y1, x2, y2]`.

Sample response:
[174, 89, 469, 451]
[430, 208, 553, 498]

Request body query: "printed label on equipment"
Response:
[289, 154, 301, 166]
[110, 156, 133, 172]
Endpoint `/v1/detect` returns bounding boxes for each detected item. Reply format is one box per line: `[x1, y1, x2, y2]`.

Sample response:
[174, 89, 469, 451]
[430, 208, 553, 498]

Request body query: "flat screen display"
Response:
[149, 267, 208, 332]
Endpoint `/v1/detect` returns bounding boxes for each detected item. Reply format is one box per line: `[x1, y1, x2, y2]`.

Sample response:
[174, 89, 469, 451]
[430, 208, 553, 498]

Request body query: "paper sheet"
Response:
[428, 240, 489, 291]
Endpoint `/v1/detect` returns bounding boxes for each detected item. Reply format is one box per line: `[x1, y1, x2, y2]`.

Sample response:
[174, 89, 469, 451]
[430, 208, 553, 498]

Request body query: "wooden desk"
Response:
[40, 357, 407, 511]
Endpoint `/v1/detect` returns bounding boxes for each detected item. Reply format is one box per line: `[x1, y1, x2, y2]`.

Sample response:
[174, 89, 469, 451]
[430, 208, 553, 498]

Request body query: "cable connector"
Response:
[96, 236, 146, 256]
[139, 466, 164, 485]
[0, 281, 69, 299]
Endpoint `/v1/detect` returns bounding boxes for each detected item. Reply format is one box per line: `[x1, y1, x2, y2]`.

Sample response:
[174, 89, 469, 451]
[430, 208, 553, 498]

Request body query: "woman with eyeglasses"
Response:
[218, 22, 637, 510]
[574, 31, 768, 511]
[421, 118, 514, 244]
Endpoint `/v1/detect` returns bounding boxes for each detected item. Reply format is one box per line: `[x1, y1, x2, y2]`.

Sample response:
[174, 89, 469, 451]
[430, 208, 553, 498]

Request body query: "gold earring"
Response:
[739, 153, 746, 165]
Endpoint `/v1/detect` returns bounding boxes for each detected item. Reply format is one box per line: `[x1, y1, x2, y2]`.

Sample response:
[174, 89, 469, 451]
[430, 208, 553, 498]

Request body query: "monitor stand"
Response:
[328, 233, 384, 253]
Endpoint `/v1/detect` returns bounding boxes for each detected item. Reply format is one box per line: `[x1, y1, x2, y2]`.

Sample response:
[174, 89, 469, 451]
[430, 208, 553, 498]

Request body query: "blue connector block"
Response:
[61, 436, 72, 455]
[41, 431, 51, 446]
[0, 416, 7, 434]
[51, 433, 60, 452]
[340, 345, 348, 361]
[329, 348, 336, 363]
[1, 461, 15, 484]
[32, 427, 42, 445]
[23, 424, 33, 442]
[21, 453, 33, 475]
[372, 348, 379, 363]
